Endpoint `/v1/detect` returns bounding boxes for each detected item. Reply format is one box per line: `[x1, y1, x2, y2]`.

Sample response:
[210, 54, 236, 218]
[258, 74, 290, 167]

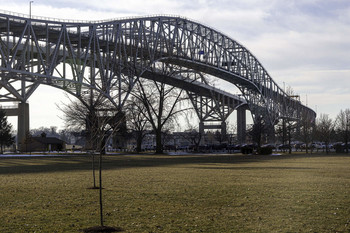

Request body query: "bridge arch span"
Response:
[0, 11, 316, 145]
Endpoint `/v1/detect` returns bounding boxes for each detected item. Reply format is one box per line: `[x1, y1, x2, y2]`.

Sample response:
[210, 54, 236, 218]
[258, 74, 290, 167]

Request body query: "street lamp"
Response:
[29, 1, 34, 19]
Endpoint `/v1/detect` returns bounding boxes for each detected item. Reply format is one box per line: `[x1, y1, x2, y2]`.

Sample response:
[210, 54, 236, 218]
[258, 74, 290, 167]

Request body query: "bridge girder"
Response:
[0, 12, 316, 137]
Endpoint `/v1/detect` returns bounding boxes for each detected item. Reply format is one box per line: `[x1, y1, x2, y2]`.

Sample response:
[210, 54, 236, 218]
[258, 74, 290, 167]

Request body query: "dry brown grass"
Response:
[0, 153, 349, 232]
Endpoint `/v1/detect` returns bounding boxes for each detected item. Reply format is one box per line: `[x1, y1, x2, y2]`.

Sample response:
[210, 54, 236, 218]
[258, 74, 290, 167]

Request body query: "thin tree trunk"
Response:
[92, 153, 96, 188]
[288, 127, 292, 154]
[99, 152, 103, 226]
[136, 134, 142, 153]
[346, 140, 349, 153]
[155, 129, 163, 154]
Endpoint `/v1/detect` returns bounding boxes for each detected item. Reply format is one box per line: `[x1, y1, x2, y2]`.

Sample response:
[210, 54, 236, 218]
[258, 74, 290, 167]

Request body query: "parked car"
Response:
[294, 143, 304, 150]
[278, 144, 291, 150]
[262, 144, 276, 149]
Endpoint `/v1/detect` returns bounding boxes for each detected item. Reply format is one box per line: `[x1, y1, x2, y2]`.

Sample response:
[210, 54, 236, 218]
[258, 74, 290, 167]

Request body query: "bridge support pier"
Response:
[3, 102, 30, 151]
[199, 121, 227, 135]
[188, 92, 241, 145]
[221, 121, 227, 136]
[18, 102, 30, 151]
[199, 121, 204, 135]
[237, 105, 247, 144]
[199, 120, 227, 145]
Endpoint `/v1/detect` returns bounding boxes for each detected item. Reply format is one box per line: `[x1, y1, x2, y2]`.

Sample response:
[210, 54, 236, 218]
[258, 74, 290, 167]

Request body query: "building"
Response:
[25, 132, 66, 152]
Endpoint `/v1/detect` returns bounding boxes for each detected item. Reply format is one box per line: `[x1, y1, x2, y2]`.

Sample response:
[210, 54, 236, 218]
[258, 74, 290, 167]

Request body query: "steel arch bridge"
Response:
[0, 10, 316, 145]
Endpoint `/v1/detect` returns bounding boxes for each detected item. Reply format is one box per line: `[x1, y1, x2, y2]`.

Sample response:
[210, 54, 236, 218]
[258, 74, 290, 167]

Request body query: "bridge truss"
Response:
[0, 11, 316, 145]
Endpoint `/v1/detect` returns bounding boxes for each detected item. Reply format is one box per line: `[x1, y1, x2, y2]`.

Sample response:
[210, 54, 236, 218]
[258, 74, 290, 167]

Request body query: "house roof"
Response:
[32, 137, 66, 145]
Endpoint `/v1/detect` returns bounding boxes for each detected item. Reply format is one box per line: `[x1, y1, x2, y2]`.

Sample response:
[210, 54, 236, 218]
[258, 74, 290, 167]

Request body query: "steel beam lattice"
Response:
[0, 11, 316, 133]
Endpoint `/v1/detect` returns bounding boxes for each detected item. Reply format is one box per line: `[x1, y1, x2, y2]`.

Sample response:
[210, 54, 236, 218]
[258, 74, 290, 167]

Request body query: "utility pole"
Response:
[29, 1, 34, 19]
[306, 94, 308, 107]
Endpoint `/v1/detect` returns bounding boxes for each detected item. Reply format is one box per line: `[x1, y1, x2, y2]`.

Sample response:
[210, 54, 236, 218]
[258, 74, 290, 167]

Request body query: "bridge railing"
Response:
[0, 9, 184, 25]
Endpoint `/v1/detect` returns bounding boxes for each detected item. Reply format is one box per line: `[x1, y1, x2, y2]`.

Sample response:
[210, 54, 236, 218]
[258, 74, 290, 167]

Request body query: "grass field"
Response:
[0, 153, 350, 232]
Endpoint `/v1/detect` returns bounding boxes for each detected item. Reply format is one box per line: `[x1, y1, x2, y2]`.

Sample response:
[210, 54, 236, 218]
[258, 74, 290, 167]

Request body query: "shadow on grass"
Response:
[0, 152, 348, 175]
[190, 166, 315, 170]
[81, 225, 123, 232]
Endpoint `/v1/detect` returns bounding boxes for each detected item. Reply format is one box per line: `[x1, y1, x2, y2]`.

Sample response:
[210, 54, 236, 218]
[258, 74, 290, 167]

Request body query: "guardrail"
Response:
[0, 9, 185, 24]
[0, 9, 231, 40]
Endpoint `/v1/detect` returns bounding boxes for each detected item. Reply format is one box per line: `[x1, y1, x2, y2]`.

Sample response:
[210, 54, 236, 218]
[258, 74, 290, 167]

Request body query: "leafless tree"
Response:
[58, 93, 101, 188]
[91, 108, 121, 228]
[335, 109, 350, 153]
[214, 130, 224, 145]
[125, 96, 151, 152]
[131, 78, 190, 154]
[30, 126, 59, 138]
[282, 85, 300, 154]
[182, 113, 202, 152]
[58, 92, 121, 228]
[24, 131, 33, 154]
[299, 110, 315, 153]
[315, 113, 334, 154]
[58, 129, 76, 145]
[250, 115, 267, 151]
[58, 93, 120, 152]
[279, 119, 297, 154]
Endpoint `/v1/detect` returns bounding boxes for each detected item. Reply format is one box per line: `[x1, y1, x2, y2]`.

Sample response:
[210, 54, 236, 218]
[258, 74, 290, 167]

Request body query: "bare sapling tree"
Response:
[335, 108, 350, 153]
[81, 106, 122, 231]
[91, 105, 122, 228]
[59, 92, 122, 229]
[58, 93, 99, 188]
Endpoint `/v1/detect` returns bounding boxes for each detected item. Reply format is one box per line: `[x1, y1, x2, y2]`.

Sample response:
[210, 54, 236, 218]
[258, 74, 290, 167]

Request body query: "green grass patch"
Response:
[0, 153, 350, 232]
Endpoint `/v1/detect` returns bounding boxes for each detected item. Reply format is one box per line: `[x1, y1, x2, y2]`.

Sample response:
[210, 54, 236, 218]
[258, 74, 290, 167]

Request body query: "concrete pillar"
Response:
[237, 105, 247, 144]
[296, 111, 301, 137]
[18, 102, 29, 150]
[199, 121, 204, 135]
[199, 121, 205, 145]
[221, 121, 227, 136]
[282, 118, 286, 145]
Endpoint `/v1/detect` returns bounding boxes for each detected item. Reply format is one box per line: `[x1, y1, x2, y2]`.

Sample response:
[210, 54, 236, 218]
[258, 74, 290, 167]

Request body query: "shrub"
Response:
[258, 146, 273, 155]
[241, 145, 254, 154]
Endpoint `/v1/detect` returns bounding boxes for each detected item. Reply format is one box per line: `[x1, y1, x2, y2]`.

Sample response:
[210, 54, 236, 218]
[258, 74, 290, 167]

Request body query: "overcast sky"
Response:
[1, 0, 350, 130]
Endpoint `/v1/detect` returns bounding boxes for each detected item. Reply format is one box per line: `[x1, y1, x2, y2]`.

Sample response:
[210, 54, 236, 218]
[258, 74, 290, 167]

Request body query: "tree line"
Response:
[1, 80, 348, 156]
[252, 109, 350, 154]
